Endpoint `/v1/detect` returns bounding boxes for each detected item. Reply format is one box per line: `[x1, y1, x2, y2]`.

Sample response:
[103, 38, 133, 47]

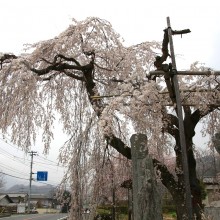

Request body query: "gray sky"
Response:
[0, 0, 219, 188]
[1, 0, 220, 69]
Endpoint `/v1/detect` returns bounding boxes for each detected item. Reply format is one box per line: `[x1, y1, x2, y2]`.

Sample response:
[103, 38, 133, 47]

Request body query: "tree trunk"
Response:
[172, 147, 203, 219]
[172, 187, 202, 220]
[188, 147, 203, 220]
[172, 122, 203, 219]
[174, 195, 187, 220]
[185, 112, 203, 219]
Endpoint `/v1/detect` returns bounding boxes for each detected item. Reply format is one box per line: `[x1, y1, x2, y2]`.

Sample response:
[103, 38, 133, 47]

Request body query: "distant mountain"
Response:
[2, 184, 56, 196]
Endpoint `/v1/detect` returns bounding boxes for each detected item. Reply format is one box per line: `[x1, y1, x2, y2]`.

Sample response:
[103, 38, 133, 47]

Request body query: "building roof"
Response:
[203, 176, 220, 185]
[30, 194, 53, 199]
[6, 193, 28, 198]
[0, 195, 13, 203]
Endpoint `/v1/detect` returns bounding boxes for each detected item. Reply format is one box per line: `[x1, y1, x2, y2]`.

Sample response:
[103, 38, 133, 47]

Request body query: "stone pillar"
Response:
[130, 134, 162, 220]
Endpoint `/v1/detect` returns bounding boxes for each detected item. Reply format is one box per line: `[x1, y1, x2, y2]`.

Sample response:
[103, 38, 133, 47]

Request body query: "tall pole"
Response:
[28, 151, 37, 213]
[166, 17, 193, 219]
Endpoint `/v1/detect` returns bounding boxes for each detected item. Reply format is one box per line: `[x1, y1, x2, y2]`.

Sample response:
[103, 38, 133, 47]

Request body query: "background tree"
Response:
[0, 17, 219, 219]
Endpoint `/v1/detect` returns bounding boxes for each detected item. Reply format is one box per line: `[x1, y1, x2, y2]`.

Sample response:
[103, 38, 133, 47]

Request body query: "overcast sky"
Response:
[0, 0, 219, 188]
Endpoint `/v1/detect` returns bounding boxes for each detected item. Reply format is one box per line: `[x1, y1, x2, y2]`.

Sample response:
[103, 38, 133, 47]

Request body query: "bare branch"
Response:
[0, 53, 17, 69]
[108, 135, 131, 159]
[153, 158, 180, 195]
[30, 63, 83, 76]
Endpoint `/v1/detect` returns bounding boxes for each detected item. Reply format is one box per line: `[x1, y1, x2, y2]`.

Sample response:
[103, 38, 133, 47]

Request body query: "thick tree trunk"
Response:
[188, 147, 203, 220]
[174, 195, 187, 220]
[172, 146, 203, 219]
[185, 112, 203, 219]
[172, 186, 203, 220]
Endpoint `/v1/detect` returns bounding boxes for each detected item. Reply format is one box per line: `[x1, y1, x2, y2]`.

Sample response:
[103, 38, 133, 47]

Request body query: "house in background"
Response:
[7, 193, 28, 204]
[0, 194, 15, 214]
[5, 193, 28, 214]
[203, 176, 220, 207]
[0, 195, 13, 206]
[30, 194, 53, 208]
[196, 154, 220, 207]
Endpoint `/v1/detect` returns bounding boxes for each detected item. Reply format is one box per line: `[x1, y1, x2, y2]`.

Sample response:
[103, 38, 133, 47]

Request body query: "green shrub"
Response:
[162, 204, 176, 213]
[97, 205, 128, 215]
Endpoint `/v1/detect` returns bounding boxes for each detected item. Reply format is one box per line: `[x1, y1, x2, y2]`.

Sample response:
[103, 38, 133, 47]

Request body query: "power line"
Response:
[0, 136, 63, 166]
[34, 158, 64, 168]
[0, 135, 65, 186]
[0, 136, 25, 152]
[0, 146, 25, 159]
[0, 139, 63, 170]
[0, 145, 30, 166]
[0, 162, 28, 176]
[0, 155, 29, 168]
[34, 161, 65, 172]
[0, 154, 63, 178]
[0, 153, 64, 177]
[37, 155, 59, 163]
[0, 171, 61, 188]
[0, 171, 29, 181]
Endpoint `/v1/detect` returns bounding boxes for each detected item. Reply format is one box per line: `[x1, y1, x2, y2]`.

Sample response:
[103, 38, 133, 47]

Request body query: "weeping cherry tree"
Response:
[0, 17, 219, 220]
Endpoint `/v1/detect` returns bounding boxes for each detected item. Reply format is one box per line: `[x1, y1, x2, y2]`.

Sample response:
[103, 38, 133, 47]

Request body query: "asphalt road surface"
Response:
[1, 213, 68, 220]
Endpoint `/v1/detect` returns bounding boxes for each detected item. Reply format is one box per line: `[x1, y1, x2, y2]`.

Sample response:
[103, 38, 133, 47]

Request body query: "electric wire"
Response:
[0, 171, 62, 188]
[37, 155, 61, 165]
[0, 135, 65, 187]
[0, 171, 29, 181]
[0, 162, 28, 176]
[34, 159, 64, 168]
[0, 135, 64, 167]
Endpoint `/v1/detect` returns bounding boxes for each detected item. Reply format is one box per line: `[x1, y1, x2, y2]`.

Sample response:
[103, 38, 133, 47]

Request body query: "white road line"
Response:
[57, 216, 68, 220]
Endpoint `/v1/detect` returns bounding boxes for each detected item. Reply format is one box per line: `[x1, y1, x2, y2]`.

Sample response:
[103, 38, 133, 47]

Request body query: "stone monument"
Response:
[130, 133, 162, 220]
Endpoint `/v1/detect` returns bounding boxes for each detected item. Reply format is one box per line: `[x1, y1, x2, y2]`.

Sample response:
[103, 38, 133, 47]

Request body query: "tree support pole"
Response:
[166, 17, 193, 219]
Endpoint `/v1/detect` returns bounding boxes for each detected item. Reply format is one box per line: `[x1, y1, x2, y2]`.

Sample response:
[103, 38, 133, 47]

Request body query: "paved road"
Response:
[1, 213, 68, 220]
